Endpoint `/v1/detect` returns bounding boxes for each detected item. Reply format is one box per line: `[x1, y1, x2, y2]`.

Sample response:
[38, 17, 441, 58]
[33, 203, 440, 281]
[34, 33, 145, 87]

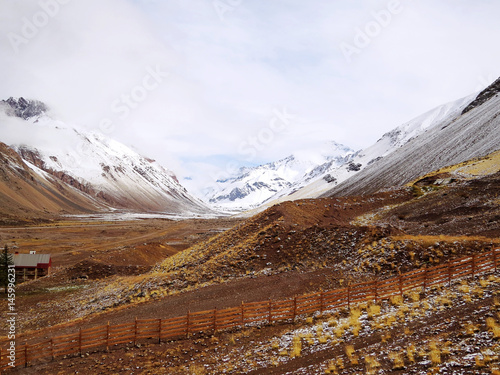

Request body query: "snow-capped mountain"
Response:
[263, 92, 478, 205]
[0, 97, 212, 216]
[205, 141, 354, 209]
[320, 78, 500, 197]
[209, 92, 476, 211]
[0, 140, 108, 222]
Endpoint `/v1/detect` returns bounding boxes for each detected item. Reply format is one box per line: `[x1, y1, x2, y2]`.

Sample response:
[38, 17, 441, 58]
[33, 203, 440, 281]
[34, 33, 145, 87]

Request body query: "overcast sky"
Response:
[1, 0, 500, 194]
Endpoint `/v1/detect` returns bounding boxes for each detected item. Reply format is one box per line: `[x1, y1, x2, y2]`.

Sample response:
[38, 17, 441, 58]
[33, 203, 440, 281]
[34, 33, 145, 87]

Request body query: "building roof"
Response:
[14, 253, 51, 268]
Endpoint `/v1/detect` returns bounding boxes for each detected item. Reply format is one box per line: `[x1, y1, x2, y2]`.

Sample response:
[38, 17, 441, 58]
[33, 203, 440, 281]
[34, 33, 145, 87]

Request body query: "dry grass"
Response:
[324, 359, 338, 374]
[367, 304, 381, 319]
[405, 149, 500, 185]
[486, 318, 500, 339]
[345, 345, 358, 365]
[428, 340, 441, 366]
[188, 363, 206, 374]
[365, 355, 381, 374]
[389, 351, 405, 370]
[290, 335, 302, 358]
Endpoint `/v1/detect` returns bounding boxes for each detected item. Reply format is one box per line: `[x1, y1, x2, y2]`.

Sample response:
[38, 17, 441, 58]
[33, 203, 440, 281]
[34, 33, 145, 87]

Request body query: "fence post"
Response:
[347, 286, 351, 309]
[79, 328, 82, 356]
[268, 300, 272, 325]
[158, 319, 162, 344]
[399, 275, 403, 296]
[374, 281, 378, 304]
[107, 322, 110, 351]
[186, 312, 190, 338]
[24, 344, 28, 368]
[472, 255, 476, 279]
[241, 302, 244, 326]
[134, 317, 138, 346]
[493, 249, 498, 272]
[51, 338, 54, 360]
[159, 319, 164, 344]
[448, 264, 452, 287]
[320, 291, 324, 314]
[293, 296, 297, 322]
[423, 267, 427, 293]
[213, 308, 217, 333]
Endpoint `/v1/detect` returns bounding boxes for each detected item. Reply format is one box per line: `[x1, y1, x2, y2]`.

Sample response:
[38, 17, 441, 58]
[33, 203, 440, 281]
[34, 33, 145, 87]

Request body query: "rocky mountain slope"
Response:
[462, 76, 500, 114]
[377, 149, 500, 238]
[321, 77, 500, 198]
[288, 93, 476, 199]
[0, 98, 213, 217]
[208, 92, 476, 212]
[0, 141, 105, 224]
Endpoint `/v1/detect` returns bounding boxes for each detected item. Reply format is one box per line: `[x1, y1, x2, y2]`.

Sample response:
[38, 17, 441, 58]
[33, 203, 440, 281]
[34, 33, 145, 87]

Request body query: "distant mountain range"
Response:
[203, 141, 354, 209]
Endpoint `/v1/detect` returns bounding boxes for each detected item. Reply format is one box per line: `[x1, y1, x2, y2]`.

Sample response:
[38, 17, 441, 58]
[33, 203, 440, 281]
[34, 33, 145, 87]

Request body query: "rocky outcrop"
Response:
[1, 97, 47, 120]
[462, 77, 500, 115]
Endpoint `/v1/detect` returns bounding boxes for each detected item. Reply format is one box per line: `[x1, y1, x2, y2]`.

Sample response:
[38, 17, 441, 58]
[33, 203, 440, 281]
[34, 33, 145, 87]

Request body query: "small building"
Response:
[13, 252, 52, 281]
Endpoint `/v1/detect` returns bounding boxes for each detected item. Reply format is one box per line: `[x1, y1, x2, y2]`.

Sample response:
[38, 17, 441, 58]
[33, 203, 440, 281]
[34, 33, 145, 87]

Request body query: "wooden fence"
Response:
[1, 248, 499, 371]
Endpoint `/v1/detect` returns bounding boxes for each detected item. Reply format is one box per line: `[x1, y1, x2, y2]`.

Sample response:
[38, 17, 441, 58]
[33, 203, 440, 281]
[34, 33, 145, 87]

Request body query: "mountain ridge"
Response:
[321, 81, 500, 198]
[0, 141, 107, 223]
[204, 141, 354, 209]
[0, 98, 214, 217]
[223, 92, 477, 214]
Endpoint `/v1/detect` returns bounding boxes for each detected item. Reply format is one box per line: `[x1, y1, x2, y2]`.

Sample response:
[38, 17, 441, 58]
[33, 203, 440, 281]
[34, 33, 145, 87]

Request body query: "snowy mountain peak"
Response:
[0, 102, 213, 216]
[230, 92, 479, 211]
[1, 97, 48, 120]
[205, 141, 354, 210]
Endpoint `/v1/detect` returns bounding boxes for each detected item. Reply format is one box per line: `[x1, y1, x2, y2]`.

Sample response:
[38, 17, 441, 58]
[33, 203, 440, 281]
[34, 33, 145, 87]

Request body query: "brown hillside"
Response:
[0, 142, 105, 223]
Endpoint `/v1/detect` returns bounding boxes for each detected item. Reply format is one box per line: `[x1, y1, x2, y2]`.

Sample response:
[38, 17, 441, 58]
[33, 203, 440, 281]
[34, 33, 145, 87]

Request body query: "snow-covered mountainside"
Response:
[0, 141, 108, 223]
[205, 141, 353, 209]
[320, 77, 500, 197]
[260, 92, 476, 205]
[221, 93, 476, 212]
[0, 98, 212, 216]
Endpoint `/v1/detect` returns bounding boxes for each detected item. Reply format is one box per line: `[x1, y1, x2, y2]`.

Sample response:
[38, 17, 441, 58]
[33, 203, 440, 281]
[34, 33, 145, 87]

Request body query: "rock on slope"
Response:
[462, 76, 500, 114]
[0, 98, 212, 216]
[320, 77, 500, 197]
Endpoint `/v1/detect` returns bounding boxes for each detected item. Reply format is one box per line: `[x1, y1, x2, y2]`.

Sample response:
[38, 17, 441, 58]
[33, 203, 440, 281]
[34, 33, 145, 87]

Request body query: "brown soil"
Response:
[379, 171, 500, 238]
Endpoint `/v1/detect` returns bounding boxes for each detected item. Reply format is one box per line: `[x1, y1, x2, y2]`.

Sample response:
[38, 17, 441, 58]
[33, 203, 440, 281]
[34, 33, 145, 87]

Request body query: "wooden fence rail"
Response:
[1, 248, 498, 371]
